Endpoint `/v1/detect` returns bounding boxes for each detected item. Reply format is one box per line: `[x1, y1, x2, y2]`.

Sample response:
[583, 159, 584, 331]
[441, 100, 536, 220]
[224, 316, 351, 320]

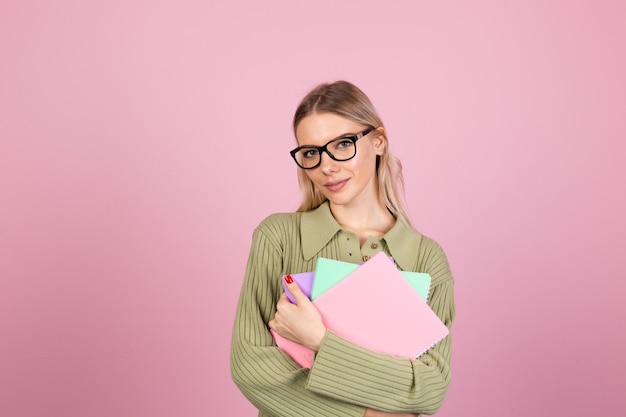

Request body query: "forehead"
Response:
[296, 113, 366, 146]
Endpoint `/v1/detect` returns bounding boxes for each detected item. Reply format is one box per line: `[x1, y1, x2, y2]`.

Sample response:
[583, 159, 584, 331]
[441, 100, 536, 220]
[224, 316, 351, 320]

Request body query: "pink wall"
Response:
[1, 1, 625, 416]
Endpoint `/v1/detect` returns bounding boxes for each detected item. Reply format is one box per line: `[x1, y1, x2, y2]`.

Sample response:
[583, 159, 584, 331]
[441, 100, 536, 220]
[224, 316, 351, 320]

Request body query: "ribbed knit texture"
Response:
[231, 207, 455, 417]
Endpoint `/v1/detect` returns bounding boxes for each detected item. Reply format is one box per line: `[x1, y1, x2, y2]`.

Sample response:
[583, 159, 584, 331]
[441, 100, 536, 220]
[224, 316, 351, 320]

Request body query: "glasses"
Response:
[290, 127, 374, 170]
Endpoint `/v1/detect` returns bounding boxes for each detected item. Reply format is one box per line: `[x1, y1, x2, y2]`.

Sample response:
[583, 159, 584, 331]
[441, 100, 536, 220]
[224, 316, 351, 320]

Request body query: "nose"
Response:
[318, 150, 338, 174]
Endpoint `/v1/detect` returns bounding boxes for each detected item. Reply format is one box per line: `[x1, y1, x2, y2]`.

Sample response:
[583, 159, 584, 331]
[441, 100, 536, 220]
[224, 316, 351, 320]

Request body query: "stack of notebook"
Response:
[271, 251, 449, 368]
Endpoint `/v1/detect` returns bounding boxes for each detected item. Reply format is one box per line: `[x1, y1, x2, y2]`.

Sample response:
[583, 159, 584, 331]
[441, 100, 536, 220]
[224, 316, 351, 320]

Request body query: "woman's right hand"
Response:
[268, 276, 326, 352]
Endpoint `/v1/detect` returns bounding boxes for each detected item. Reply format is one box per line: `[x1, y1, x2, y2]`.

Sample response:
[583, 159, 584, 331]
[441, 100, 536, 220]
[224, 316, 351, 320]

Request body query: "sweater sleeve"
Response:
[230, 226, 365, 417]
[304, 239, 456, 415]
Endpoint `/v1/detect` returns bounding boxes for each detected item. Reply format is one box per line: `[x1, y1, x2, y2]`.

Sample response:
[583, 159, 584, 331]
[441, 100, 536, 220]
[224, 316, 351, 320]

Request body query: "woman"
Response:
[231, 81, 455, 417]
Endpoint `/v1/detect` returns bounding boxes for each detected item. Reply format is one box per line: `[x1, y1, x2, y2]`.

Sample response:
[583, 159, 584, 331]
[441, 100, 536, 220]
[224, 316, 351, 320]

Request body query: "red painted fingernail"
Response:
[285, 275, 293, 284]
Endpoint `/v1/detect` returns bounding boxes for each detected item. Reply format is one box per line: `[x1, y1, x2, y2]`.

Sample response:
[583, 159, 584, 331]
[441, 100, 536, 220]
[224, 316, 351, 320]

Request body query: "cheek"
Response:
[304, 170, 321, 185]
[352, 151, 377, 173]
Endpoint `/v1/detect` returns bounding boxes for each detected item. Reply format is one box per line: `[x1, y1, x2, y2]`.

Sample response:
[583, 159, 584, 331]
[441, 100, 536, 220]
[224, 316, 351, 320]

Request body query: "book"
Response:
[270, 329, 316, 367]
[281, 271, 314, 304]
[313, 257, 432, 301]
[273, 252, 448, 368]
[278, 259, 431, 305]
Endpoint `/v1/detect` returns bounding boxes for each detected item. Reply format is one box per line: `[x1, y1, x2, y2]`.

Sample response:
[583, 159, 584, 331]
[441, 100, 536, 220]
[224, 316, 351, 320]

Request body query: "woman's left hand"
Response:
[269, 276, 326, 351]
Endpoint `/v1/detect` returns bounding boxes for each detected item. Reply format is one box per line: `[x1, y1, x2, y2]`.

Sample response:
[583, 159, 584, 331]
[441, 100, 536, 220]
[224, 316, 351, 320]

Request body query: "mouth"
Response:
[324, 178, 349, 192]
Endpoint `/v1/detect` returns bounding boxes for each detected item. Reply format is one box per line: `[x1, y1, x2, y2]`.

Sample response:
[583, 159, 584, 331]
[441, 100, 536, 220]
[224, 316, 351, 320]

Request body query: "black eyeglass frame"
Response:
[289, 127, 375, 170]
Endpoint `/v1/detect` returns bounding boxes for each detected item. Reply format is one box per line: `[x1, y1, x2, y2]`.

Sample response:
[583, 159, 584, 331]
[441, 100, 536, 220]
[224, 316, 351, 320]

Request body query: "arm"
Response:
[230, 227, 365, 417]
[267, 267, 421, 417]
[304, 240, 456, 415]
[364, 410, 420, 417]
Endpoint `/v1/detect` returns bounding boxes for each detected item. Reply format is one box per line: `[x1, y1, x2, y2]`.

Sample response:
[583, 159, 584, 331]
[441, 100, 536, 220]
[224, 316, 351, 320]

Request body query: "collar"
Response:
[301, 202, 342, 261]
[300, 201, 422, 271]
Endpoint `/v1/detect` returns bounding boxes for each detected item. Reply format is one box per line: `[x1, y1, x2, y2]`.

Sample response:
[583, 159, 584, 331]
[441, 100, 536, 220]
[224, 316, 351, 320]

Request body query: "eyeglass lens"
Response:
[294, 138, 357, 169]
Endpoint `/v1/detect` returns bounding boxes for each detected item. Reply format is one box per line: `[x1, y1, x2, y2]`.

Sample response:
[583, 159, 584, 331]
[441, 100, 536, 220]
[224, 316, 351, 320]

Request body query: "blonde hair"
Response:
[293, 80, 412, 226]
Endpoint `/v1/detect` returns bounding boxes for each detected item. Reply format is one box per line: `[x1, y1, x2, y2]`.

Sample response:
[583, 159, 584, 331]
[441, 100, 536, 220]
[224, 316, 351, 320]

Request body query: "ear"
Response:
[373, 127, 387, 155]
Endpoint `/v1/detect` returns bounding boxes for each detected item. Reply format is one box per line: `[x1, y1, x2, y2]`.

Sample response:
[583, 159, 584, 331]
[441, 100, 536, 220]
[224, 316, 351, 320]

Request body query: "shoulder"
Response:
[414, 231, 453, 285]
[252, 211, 302, 244]
[390, 220, 452, 284]
[386, 220, 448, 272]
[255, 211, 302, 232]
[418, 233, 447, 259]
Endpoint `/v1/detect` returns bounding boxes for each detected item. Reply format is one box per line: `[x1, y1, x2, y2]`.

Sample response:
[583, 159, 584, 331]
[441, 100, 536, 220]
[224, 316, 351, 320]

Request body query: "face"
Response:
[295, 112, 385, 209]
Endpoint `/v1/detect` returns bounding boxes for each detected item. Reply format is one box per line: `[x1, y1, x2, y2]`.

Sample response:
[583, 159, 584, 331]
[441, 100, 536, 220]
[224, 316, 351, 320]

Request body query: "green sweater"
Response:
[231, 202, 455, 416]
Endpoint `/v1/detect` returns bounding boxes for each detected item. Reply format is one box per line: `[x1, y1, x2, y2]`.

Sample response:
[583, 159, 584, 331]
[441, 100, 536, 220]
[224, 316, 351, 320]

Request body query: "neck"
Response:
[329, 200, 395, 238]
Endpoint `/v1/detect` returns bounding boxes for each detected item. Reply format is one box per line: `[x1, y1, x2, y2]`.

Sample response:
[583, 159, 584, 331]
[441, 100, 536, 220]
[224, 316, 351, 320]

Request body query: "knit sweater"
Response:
[230, 202, 455, 416]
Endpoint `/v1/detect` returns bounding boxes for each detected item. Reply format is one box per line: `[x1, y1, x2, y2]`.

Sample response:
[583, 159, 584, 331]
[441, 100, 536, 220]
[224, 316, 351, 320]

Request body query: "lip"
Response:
[324, 178, 349, 192]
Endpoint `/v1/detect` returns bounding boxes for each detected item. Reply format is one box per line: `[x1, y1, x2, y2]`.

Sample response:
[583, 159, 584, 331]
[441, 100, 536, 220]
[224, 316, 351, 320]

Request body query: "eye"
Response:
[302, 148, 320, 159]
[335, 139, 355, 149]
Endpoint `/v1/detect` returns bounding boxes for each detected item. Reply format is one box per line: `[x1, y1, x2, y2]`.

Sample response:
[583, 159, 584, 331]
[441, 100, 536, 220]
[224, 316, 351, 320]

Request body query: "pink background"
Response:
[1, 1, 625, 416]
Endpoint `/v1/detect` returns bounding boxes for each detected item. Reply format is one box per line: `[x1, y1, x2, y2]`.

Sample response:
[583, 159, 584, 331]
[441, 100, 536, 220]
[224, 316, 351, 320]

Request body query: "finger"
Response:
[276, 292, 288, 306]
[284, 274, 308, 305]
[275, 293, 291, 313]
[282, 274, 299, 304]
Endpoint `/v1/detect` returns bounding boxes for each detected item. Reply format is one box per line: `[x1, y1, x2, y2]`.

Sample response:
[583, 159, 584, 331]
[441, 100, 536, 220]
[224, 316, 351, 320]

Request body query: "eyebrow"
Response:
[335, 132, 359, 138]
[300, 132, 360, 147]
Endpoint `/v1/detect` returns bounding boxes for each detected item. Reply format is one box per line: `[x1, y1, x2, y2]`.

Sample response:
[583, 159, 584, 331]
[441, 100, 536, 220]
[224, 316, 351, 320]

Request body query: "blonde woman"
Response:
[231, 81, 455, 417]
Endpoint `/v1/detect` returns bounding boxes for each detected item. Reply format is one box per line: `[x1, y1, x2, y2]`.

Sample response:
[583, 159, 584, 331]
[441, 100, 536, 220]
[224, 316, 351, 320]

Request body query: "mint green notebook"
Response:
[311, 257, 432, 301]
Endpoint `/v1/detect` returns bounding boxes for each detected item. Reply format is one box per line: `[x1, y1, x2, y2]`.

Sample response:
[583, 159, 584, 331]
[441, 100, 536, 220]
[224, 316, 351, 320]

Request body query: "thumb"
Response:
[284, 274, 308, 305]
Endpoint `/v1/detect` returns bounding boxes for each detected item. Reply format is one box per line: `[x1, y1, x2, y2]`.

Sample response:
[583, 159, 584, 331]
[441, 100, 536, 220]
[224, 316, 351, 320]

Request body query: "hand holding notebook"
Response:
[272, 252, 448, 368]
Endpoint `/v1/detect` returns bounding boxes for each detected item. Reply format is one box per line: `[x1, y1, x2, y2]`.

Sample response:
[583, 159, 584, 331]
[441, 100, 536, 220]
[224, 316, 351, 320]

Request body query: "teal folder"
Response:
[311, 257, 431, 301]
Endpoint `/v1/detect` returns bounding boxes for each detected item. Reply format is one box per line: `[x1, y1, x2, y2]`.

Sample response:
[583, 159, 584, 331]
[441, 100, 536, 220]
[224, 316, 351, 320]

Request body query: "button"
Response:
[370, 243, 378, 249]
[362, 255, 370, 262]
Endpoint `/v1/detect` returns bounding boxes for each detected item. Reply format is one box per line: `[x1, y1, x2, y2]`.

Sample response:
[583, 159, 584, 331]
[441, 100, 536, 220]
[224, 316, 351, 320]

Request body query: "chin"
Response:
[317, 187, 357, 207]
[325, 194, 355, 207]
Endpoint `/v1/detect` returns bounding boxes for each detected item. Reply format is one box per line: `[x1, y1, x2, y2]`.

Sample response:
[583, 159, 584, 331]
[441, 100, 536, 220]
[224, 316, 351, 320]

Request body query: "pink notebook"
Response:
[271, 329, 316, 367]
[274, 252, 449, 368]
